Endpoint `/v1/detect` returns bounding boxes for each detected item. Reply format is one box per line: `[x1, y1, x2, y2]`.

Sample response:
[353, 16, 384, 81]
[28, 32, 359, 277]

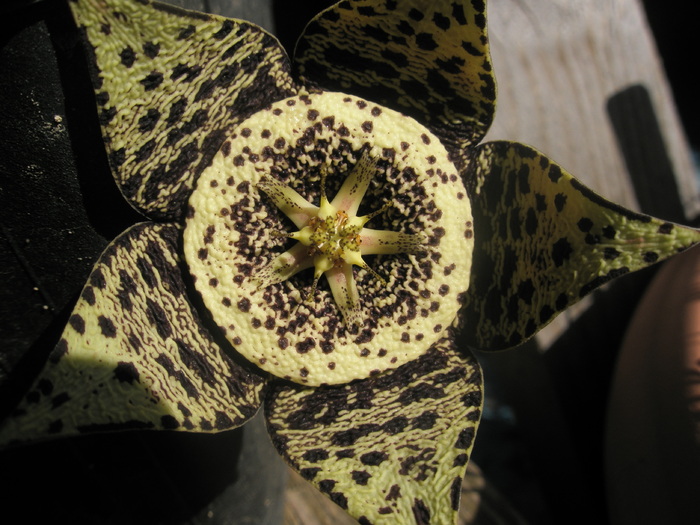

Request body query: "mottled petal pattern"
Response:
[0, 223, 265, 447]
[266, 334, 482, 525]
[70, 0, 297, 220]
[462, 141, 700, 350]
[184, 92, 474, 386]
[295, 0, 495, 169]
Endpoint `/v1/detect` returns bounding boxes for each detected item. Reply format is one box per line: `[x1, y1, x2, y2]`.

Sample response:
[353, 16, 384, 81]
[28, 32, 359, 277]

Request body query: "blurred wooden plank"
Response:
[486, 0, 697, 216]
[164, 0, 275, 32]
[283, 468, 358, 525]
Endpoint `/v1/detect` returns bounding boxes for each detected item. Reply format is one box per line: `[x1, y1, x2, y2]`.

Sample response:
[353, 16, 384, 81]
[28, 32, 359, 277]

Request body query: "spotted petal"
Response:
[265, 334, 482, 525]
[69, 0, 297, 221]
[0, 223, 265, 447]
[295, 0, 496, 169]
[461, 141, 700, 350]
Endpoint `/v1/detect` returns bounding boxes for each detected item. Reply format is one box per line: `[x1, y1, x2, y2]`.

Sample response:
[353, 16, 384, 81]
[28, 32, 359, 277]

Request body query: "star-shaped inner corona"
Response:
[184, 92, 474, 386]
[256, 153, 424, 328]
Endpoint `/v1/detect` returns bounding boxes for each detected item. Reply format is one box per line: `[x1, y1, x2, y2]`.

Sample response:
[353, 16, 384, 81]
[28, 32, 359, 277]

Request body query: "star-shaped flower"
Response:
[2, 0, 698, 523]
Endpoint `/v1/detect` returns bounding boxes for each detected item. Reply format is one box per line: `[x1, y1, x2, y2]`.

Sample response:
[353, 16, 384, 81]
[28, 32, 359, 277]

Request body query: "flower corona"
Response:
[256, 152, 424, 327]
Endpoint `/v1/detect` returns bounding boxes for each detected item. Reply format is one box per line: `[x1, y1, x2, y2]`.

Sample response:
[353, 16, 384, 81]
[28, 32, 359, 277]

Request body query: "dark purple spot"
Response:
[238, 297, 251, 312]
[352, 470, 371, 485]
[140, 71, 164, 91]
[69, 314, 85, 334]
[412, 498, 431, 525]
[360, 451, 388, 466]
[119, 46, 135, 67]
[114, 362, 139, 384]
[98, 315, 117, 338]
[295, 337, 315, 354]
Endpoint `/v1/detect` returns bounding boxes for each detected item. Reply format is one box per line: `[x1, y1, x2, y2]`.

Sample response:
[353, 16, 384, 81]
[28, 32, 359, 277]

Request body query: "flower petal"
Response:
[325, 262, 363, 328]
[69, 0, 297, 221]
[295, 0, 495, 168]
[254, 242, 316, 289]
[462, 141, 700, 350]
[265, 335, 482, 525]
[184, 92, 473, 386]
[329, 149, 375, 215]
[0, 223, 265, 447]
[360, 228, 425, 256]
[258, 175, 319, 228]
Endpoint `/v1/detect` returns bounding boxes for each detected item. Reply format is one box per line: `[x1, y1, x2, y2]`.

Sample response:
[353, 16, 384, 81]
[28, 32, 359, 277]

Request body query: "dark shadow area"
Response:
[0, 421, 245, 524]
[48, 0, 144, 238]
[0, 3, 108, 406]
[472, 265, 658, 525]
[607, 84, 686, 223]
[641, 1, 699, 150]
[1, 3, 285, 524]
[272, 0, 335, 57]
[0, 0, 141, 419]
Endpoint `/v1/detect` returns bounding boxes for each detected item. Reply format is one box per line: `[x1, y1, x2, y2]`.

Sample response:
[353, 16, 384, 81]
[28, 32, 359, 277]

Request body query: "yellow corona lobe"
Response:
[258, 154, 420, 324]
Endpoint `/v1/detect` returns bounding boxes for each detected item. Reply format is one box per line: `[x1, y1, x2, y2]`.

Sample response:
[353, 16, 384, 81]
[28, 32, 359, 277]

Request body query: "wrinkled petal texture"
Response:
[0, 223, 265, 446]
[70, 0, 297, 221]
[462, 141, 700, 349]
[266, 334, 482, 525]
[295, 0, 495, 170]
[184, 91, 474, 386]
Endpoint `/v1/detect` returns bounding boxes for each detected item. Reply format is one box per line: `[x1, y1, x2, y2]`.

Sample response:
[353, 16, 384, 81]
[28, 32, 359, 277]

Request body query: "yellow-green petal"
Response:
[329, 149, 376, 215]
[0, 223, 265, 447]
[265, 334, 482, 525]
[461, 141, 700, 350]
[254, 242, 316, 289]
[295, 0, 495, 169]
[325, 262, 363, 329]
[360, 228, 425, 256]
[258, 175, 319, 228]
[69, 0, 297, 221]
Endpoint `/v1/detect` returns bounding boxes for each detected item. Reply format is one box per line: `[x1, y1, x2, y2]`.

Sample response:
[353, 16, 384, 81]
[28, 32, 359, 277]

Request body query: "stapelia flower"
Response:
[1, 0, 698, 523]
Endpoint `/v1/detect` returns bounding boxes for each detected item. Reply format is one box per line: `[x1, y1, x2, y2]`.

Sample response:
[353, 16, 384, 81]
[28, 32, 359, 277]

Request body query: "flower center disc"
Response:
[184, 92, 473, 386]
[307, 211, 358, 262]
